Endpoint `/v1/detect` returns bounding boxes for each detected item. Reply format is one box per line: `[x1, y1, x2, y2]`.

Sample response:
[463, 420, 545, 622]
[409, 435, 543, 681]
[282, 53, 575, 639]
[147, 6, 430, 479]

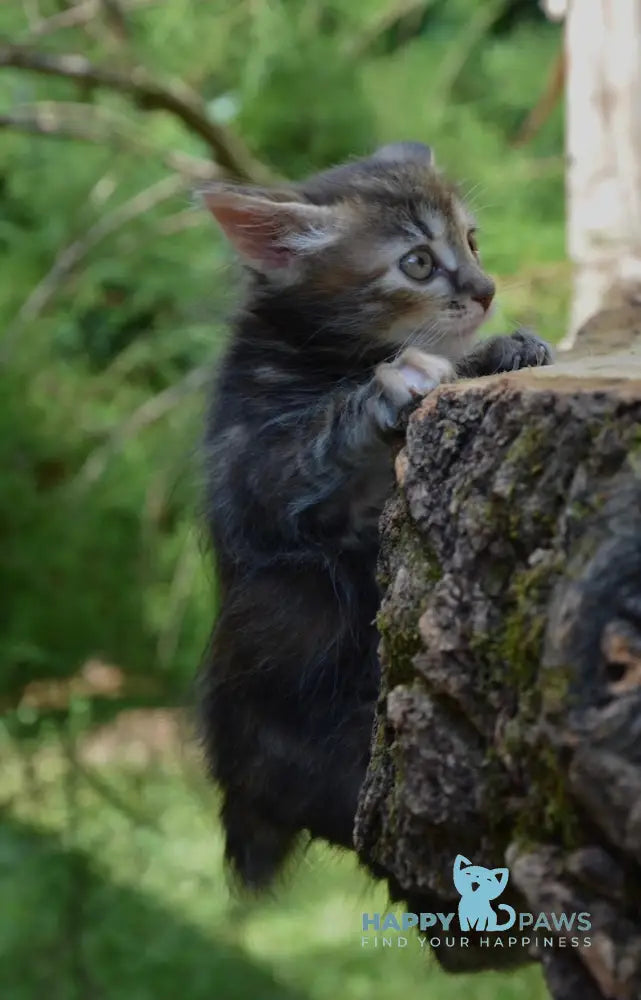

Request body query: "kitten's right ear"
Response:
[373, 141, 434, 166]
[201, 184, 342, 272]
[454, 854, 472, 872]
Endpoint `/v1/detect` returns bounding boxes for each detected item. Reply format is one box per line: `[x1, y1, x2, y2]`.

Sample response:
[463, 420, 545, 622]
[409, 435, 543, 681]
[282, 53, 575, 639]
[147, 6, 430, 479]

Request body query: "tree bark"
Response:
[355, 347, 641, 1000]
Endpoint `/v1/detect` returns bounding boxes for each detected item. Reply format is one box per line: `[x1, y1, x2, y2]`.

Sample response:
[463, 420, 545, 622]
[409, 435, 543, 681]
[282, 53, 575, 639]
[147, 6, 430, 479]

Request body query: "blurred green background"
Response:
[1, 1, 565, 997]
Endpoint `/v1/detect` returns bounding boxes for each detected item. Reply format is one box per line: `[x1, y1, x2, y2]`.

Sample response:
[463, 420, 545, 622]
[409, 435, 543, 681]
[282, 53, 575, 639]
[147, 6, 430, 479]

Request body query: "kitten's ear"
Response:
[373, 141, 434, 166]
[491, 868, 509, 892]
[454, 854, 472, 872]
[201, 184, 341, 272]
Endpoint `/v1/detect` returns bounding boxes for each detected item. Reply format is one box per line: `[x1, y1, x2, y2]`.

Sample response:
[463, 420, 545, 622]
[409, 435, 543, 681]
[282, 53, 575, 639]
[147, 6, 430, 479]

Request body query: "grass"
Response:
[1, 719, 549, 1000]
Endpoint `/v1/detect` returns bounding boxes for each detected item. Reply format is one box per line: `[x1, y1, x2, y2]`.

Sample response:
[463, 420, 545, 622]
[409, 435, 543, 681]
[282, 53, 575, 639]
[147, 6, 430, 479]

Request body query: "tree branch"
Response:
[23, 0, 113, 36]
[73, 364, 211, 490]
[344, 0, 435, 59]
[432, 0, 508, 108]
[0, 174, 187, 362]
[513, 48, 565, 147]
[0, 43, 275, 184]
[0, 102, 221, 180]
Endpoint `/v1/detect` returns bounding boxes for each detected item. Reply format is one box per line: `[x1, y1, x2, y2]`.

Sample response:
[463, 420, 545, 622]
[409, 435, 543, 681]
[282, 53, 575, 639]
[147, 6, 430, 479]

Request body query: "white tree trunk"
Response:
[540, 0, 566, 21]
[562, 0, 641, 347]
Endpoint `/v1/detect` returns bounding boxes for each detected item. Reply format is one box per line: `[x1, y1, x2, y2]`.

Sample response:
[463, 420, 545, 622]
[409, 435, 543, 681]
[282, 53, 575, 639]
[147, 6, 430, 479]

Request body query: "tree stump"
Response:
[355, 347, 641, 1000]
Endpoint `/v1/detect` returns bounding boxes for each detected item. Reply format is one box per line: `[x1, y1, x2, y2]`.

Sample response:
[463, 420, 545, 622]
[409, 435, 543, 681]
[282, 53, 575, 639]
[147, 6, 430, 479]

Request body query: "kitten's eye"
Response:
[468, 231, 479, 256]
[399, 248, 434, 281]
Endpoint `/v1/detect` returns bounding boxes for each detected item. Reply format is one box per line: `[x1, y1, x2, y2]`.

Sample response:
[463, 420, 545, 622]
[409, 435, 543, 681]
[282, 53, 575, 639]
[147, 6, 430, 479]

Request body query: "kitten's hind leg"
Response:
[221, 796, 298, 890]
[457, 328, 552, 378]
[219, 724, 371, 888]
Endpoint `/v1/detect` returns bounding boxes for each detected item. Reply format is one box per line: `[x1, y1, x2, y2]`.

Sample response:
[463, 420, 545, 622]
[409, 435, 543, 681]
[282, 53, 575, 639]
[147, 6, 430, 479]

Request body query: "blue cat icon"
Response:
[453, 854, 516, 931]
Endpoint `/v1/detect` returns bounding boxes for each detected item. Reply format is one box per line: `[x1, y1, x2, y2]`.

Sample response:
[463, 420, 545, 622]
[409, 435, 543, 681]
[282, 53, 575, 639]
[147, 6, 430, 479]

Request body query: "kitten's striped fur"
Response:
[198, 144, 551, 887]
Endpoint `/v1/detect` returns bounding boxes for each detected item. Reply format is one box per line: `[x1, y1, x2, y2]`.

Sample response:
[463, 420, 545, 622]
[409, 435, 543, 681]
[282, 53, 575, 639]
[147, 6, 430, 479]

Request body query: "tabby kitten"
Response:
[199, 142, 551, 888]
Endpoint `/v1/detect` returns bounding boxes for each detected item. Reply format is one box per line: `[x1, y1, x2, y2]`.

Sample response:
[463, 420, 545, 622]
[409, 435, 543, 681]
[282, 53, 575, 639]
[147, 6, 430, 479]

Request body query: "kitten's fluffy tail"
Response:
[222, 797, 296, 889]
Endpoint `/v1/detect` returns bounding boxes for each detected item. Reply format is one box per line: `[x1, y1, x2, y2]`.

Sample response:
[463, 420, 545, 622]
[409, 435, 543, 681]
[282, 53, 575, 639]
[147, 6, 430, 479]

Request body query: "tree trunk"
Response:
[560, 0, 641, 347]
[355, 347, 641, 1000]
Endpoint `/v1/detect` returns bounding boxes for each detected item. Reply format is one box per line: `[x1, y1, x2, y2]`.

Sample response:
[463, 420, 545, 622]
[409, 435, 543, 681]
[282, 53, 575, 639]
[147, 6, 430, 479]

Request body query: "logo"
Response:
[361, 852, 592, 952]
[453, 854, 515, 931]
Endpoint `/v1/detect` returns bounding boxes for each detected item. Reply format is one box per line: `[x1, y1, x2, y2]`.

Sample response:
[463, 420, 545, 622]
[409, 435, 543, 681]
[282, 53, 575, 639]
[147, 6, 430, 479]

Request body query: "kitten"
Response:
[198, 142, 551, 888]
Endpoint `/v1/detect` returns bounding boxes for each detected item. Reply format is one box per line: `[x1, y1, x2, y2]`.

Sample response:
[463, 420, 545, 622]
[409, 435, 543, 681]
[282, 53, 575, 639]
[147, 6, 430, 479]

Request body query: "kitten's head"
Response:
[203, 143, 495, 361]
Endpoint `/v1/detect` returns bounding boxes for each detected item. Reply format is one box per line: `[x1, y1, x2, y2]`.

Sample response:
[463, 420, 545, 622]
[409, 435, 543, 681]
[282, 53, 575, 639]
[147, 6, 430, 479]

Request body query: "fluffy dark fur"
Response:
[198, 144, 551, 888]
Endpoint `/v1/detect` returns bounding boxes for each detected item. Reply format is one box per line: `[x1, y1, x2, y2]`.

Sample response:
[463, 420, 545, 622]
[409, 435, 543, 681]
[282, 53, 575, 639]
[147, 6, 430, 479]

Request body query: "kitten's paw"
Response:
[502, 328, 553, 371]
[457, 329, 553, 378]
[372, 349, 453, 433]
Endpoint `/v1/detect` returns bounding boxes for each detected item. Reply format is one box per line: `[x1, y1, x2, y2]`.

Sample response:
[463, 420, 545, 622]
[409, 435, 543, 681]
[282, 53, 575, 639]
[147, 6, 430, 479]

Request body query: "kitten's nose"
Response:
[472, 280, 496, 312]
[457, 271, 495, 312]
[473, 291, 495, 313]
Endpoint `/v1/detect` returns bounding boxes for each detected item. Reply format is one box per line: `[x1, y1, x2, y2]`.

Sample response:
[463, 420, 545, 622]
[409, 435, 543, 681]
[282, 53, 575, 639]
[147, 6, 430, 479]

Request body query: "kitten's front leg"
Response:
[457, 328, 552, 379]
[223, 349, 453, 545]
[370, 348, 454, 434]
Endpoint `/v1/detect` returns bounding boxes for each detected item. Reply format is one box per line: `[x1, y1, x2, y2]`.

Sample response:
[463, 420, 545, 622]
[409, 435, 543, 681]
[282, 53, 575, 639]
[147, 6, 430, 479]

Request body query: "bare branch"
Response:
[155, 208, 207, 235]
[21, 0, 43, 31]
[24, 0, 158, 38]
[0, 106, 106, 143]
[0, 43, 275, 184]
[73, 365, 211, 490]
[344, 0, 434, 59]
[24, 0, 101, 35]
[96, 0, 130, 39]
[432, 0, 508, 107]
[0, 174, 187, 361]
[513, 48, 565, 147]
[0, 102, 221, 180]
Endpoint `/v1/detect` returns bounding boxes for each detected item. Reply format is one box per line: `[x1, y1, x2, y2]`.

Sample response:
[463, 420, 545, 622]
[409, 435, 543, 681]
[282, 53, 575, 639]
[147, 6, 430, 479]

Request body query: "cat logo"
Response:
[453, 854, 516, 931]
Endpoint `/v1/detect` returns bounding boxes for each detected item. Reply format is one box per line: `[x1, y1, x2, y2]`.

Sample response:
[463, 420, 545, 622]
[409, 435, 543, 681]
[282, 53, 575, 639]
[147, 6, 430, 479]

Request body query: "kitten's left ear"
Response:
[201, 184, 342, 273]
[491, 868, 509, 892]
[373, 141, 434, 166]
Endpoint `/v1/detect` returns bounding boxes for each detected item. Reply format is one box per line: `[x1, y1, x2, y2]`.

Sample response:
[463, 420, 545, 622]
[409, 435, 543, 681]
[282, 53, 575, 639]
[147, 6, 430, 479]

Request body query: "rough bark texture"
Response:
[355, 347, 641, 1000]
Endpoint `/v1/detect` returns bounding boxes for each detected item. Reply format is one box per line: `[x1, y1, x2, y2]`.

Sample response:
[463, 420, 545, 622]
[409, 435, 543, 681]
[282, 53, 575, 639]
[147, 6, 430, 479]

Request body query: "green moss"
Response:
[629, 425, 641, 452]
[377, 519, 443, 688]
[472, 558, 556, 692]
[376, 610, 422, 688]
[398, 521, 443, 586]
[626, 425, 641, 475]
[469, 552, 583, 845]
[504, 424, 547, 470]
[503, 564, 553, 683]
[513, 743, 581, 848]
[539, 662, 573, 716]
